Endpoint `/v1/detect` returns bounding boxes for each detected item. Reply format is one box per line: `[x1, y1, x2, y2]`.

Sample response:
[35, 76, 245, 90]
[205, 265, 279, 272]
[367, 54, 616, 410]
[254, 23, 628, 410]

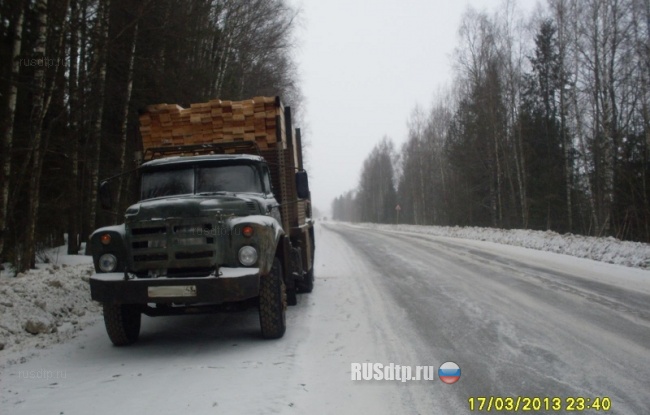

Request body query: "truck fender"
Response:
[89, 224, 128, 273]
[227, 215, 284, 275]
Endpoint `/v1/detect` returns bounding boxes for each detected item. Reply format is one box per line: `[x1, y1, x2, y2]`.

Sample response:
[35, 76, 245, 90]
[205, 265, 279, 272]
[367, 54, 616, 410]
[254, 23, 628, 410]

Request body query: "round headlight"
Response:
[98, 253, 118, 272]
[238, 246, 258, 266]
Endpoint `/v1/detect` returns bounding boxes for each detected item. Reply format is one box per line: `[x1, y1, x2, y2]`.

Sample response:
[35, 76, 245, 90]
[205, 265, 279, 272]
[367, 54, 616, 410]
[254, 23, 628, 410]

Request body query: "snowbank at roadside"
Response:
[0, 253, 101, 362]
[344, 222, 650, 269]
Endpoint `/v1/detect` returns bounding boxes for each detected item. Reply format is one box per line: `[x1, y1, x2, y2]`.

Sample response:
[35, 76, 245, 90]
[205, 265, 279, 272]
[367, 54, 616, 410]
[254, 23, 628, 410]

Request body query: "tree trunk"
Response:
[67, 0, 81, 255]
[19, 0, 49, 271]
[556, 0, 573, 232]
[87, 0, 111, 234]
[116, 21, 139, 213]
[0, 2, 24, 260]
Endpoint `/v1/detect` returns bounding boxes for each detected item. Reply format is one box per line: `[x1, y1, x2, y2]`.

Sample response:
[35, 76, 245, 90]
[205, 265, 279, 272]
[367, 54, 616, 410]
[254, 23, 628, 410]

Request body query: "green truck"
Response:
[89, 97, 315, 345]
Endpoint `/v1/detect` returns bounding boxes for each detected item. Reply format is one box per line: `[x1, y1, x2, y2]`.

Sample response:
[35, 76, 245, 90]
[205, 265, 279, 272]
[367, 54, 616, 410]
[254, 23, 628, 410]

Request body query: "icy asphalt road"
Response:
[2, 222, 650, 414]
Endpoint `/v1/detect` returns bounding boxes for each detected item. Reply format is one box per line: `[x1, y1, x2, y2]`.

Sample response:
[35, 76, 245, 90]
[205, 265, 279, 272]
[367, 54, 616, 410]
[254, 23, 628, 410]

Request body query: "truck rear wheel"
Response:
[297, 268, 314, 293]
[259, 257, 286, 339]
[287, 247, 302, 305]
[297, 230, 315, 293]
[102, 303, 141, 346]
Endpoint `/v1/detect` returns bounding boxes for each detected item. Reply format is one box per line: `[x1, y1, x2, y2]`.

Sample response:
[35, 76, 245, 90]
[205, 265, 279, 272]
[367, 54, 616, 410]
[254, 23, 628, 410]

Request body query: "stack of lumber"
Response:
[138, 96, 285, 152]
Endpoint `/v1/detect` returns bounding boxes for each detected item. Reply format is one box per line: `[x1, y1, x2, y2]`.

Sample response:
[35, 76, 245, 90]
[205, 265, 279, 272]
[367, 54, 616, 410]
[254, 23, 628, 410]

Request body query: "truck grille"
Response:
[127, 219, 220, 275]
[175, 251, 213, 260]
[132, 226, 166, 235]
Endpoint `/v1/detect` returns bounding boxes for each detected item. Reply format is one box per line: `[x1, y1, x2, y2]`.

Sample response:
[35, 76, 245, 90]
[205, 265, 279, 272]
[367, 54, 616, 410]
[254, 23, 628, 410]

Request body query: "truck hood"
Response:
[125, 195, 260, 222]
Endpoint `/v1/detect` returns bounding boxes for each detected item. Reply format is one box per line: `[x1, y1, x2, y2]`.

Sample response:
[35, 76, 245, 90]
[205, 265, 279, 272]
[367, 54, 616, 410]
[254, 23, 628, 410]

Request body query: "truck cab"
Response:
[90, 144, 314, 346]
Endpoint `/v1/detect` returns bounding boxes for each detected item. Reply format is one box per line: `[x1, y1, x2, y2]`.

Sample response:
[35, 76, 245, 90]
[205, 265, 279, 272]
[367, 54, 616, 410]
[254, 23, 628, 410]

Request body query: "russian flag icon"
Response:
[438, 361, 461, 384]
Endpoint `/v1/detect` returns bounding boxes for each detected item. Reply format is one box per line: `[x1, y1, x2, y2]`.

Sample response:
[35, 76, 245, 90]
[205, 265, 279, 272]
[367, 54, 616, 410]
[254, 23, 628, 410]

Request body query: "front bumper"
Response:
[90, 267, 260, 304]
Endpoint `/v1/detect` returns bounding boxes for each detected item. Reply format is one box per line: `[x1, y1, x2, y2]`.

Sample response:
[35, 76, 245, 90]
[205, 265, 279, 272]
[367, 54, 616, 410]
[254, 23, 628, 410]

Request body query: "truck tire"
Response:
[287, 247, 302, 305]
[298, 268, 314, 293]
[102, 303, 141, 346]
[297, 229, 315, 293]
[286, 284, 298, 306]
[259, 257, 286, 339]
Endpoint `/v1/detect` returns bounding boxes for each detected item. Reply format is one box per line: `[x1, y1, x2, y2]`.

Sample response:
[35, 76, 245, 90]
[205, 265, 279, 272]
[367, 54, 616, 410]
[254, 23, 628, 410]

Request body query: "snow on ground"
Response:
[1, 224, 649, 414]
[0, 248, 101, 363]
[0, 224, 408, 415]
[2, 222, 648, 367]
[344, 222, 650, 269]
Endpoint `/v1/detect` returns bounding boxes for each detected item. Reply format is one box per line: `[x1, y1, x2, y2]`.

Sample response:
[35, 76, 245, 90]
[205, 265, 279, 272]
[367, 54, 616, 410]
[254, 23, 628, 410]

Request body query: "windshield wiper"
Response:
[197, 191, 231, 196]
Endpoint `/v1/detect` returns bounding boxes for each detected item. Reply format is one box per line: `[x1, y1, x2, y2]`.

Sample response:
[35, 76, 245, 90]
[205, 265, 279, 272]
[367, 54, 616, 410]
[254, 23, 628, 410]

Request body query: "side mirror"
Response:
[99, 180, 113, 210]
[296, 170, 310, 199]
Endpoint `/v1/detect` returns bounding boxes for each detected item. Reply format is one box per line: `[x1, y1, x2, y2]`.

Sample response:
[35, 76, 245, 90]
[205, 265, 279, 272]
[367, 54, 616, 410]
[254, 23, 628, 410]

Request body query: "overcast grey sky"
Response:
[294, 0, 540, 215]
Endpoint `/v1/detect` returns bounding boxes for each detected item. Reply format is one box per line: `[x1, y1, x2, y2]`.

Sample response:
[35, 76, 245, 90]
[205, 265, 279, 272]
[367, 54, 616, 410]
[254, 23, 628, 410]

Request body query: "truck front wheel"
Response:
[259, 257, 287, 339]
[102, 303, 141, 346]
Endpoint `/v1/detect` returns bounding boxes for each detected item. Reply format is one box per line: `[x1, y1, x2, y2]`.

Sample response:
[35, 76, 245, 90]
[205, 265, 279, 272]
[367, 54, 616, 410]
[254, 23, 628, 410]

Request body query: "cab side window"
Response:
[262, 166, 273, 195]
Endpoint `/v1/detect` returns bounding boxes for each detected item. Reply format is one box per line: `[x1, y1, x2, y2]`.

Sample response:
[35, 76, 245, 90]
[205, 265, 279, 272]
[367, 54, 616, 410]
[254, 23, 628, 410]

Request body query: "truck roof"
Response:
[141, 154, 265, 169]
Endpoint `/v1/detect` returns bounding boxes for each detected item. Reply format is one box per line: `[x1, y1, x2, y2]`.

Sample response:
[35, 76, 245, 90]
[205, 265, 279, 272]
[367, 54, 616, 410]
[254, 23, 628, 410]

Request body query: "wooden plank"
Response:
[140, 97, 284, 153]
[139, 115, 151, 126]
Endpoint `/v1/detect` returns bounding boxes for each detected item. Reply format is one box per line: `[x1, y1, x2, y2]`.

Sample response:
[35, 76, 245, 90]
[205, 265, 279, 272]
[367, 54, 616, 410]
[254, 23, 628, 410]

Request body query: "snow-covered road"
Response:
[2, 222, 649, 414]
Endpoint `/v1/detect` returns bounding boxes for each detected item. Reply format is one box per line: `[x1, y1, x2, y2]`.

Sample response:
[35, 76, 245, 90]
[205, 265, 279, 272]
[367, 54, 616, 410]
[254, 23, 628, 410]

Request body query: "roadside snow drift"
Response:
[346, 222, 650, 269]
[0, 263, 101, 361]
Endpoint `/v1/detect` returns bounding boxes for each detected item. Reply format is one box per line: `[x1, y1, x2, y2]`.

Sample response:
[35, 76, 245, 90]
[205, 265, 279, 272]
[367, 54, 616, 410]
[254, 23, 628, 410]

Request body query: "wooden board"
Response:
[139, 96, 284, 154]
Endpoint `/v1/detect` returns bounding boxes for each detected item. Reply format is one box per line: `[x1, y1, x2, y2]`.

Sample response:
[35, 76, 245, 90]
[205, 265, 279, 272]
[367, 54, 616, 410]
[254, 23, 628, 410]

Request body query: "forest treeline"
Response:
[0, 0, 302, 272]
[333, 0, 650, 243]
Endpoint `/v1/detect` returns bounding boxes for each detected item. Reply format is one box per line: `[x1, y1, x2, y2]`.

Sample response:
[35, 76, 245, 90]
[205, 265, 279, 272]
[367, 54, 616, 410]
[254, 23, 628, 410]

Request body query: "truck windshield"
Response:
[198, 165, 262, 194]
[141, 168, 194, 200]
[140, 164, 262, 200]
